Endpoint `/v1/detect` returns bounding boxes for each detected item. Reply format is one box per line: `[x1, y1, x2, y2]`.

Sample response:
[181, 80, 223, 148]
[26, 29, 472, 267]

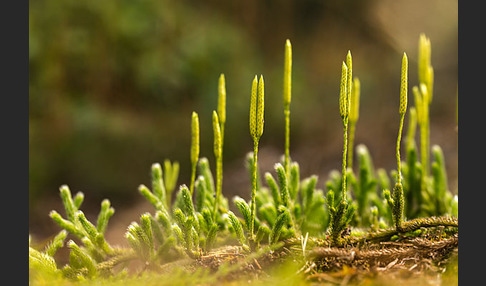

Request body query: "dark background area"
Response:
[29, 0, 457, 246]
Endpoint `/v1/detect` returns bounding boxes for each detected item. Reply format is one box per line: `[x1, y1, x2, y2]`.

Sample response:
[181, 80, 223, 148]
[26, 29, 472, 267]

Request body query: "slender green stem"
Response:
[397, 52, 408, 185]
[419, 97, 429, 191]
[212, 111, 223, 221]
[348, 122, 355, 170]
[250, 141, 259, 241]
[249, 75, 264, 245]
[217, 74, 226, 208]
[341, 119, 349, 201]
[406, 107, 417, 150]
[347, 77, 360, 170]
[213, 154, 222, 220]
[419, 116, 430, 197]
[284, 108, 290, 177]
[190, 112, 200, 195]
[396, 115, 405, 184]
[190, 164, 197, 196]
[283, 39, 292, 177]
[338, 59, 349, 202]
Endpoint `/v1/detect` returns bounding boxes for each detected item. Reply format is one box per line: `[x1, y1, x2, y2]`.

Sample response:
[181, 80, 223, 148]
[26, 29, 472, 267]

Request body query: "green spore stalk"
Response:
[416, 33, 434, 181]
[339, 54, 351, 201]
[348, 77, 360, 169]
[190, 112, 200, 195]
[249, 75, 265, 246]
[283, 39, 292, 177]
[218, 73, 226, 143]
[212, 111, 223, 220]
[387, 53, 408, 232]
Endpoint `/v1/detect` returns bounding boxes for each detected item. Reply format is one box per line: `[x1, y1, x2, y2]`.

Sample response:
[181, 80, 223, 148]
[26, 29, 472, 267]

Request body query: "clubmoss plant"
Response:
[225, 211, 247, 248]
[189, 112, 200, 195]
[340, 52, 352, 200]
[49, 186, 115, 257]
[326, 53, 356, 246]
[249, 75, 265, 246]
[212, 73, 227, 218]
[393, 34, 457, 218]
[283, 39, 292, 177]
[348, 77, 360, 169]
[45, 185, 133, 279]
[397, 53, 409, 184]
[383, 53, 408, 232]
[194, 158, 216, 213]
[401, 106, 422, 218]
[139, 163, 167, 211]
[212, 111, 223, 220]
[348, 144, 379, 227]
[425, 144, 455, 216]
[270, 163, 297, 237]
[29, 230, 67, 278]
[258, 159, 327, 238]
[29, 35, 458, 283]
[416, 33, 434, 183]
[218, 73, 227, 143]
[162, 160, 180, 209]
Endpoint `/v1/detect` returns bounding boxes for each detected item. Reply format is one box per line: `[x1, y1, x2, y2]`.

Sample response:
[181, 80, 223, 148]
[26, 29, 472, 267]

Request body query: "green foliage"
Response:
[326, 190, 356, 246]
[49, 186, 115, 257]
[423, 145, 455, 216]
[30, 35, 457, 283]
[163, 160, 180, 206]
[29, 231, 67, 278]
[348, 144, 379, 227]
[225, 211, 247, 247]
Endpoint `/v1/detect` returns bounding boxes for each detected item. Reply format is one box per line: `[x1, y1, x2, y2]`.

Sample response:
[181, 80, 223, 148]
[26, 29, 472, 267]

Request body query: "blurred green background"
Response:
[29, 0, 457, 242]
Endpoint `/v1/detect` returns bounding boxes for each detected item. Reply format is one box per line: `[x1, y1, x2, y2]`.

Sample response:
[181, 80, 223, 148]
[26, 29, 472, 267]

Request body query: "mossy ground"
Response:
[30, 227, 457, 286]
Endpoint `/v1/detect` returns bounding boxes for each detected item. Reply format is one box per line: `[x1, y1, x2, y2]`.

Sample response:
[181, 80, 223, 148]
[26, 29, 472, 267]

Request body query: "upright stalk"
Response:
[189, 112, 199, 195]
[326, 57, 355, 246]
[218, 73, 226, 146]
[341, 121, 349, 198]
[396, 53, 408, 184]
[348, 78, 360, 169]
[283, 39, 292, 177]
[249, 75, 264, 244]
[212, 111, 223, 220]
[387, 53, 408, 232]
[251, 139, 259, 239]
[211, 74, 226, 219]
[338, 51, 352, 201]
[416, 34, 434, 183]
